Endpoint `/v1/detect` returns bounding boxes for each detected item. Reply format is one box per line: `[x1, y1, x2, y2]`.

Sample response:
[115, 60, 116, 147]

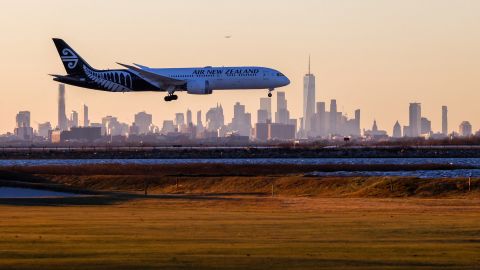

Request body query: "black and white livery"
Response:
[51, 39, 290, 101]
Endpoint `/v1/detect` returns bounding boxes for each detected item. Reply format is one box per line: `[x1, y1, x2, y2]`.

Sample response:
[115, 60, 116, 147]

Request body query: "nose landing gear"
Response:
[268, 88, 274, 98]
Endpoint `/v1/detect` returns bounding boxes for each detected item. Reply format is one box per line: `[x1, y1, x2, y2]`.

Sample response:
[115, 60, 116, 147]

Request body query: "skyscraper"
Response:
[175, 113, 185, 127]
[83, 104, 89, 127]
[275, 92, 290, 124]
[420, 117, 431, 135]
[58, 84, 68, 131]
[16, 111, 30, 128]
[70, 110, 79, 128]
[231, 102, 252, 136]
[442, 106, 448, 135]
[134, 111, 153, 134]
[257, 110, 268, 124]
[260, 98, 272, 122]
[14, 111, 34, 140]
[409, 103, 421, 137]
[329, 99, 337, 135]
[197, 111, 203, 128]
[206, 104, 224, 132]
[186, 109, 192, 125]
[38, 122, 52, 139]
[354, 109, 361, 136]
[459, 121, 472, 137]
[303, 57, 316, 134]
[393, 121, 402, 138]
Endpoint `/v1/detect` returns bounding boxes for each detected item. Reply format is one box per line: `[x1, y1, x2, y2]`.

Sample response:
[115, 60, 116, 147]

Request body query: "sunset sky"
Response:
[0, 0, 479, 134]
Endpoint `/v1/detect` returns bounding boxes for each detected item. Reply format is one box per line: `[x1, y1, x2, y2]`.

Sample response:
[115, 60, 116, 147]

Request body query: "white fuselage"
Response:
[146, 66, 290, 91]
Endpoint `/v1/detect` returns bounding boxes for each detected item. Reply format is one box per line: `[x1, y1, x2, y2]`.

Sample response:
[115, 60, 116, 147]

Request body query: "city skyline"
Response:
[1, 1, 480, 133]
[4, 83, 476, 143]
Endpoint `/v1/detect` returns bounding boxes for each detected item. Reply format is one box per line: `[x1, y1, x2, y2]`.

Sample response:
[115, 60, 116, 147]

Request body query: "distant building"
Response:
[175, 113, 185, 127]
[69, 110, 79, 129]
[253, 120, 295, 142]
[129, 123, 140, 136]
[83, 104, 89, 127]
[230, 102, 251, 137]
[275, 92, 289, 124]
[134, 111, 153, 134]
[442, 106, 448, 135]
[257, 109, 268, 124]
[459, 121, 472, 137]
[161, 120, 176, 134]
[58, 84, 68, 131]
[420, 117, 431, 135]
[196, 110, 204, 134]
[101, 116, 128, 136]
[303, 57, 316, 135]
[196, 110, 203, 128]
[329, 100, 338, 135]
[403, 126, 410, 138]
[51, 127, 102, 143]
[354, 109, 361, 136]
[206, 104, 224, 132]
[408, 103, 421, 137]
[186, 109, 192, 125]
[254, 122, 269, 141]
[14, 111, 34, 140]
[393, 121, 402, 138]
[364, 120, 388, 140]
[269, 123, 296, 141]
[38, 122, 52, 139]
[313, 102, 327, 137]
[259, 98, 272, 121]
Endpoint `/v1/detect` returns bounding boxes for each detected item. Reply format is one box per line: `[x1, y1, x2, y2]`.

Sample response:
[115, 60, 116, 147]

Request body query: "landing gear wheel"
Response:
[268, 88, 274, 98]
[164, 94, 178, 102]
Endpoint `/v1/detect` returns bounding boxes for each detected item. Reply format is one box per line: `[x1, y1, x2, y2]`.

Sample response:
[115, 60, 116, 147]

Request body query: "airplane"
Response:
[51, 38, 290, 101]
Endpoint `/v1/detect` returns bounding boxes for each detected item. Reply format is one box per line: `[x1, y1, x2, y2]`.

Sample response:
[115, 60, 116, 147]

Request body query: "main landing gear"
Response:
[164, 86, 178, 102]
[268, 88, 274, 98]
[164, 94, 178, 102]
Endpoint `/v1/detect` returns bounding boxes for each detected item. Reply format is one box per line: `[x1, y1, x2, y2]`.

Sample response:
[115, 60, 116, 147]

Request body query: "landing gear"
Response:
[268, 88, 274, 98]
[164, 94, 178, 102]
[164, 86, 178, 102]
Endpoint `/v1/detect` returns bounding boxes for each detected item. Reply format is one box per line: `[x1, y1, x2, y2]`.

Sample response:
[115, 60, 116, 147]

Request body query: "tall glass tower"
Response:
[58, 84, 68, 131]
[303, 56, 316, 135]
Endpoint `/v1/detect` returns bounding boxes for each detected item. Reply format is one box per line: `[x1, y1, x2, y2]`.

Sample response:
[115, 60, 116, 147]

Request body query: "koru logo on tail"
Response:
[61, 48, 79, 69]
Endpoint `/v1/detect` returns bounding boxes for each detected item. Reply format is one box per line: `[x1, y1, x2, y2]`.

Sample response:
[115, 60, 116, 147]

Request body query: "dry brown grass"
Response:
[1, 164, 479, 269]
[0, 196, 479, 270]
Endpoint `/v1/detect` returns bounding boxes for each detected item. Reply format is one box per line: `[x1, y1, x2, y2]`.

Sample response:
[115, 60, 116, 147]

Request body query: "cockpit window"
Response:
[277, 72, 285, 77]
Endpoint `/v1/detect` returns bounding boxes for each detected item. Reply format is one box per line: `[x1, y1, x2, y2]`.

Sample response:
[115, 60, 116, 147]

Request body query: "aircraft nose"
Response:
[283, 76, 291, 86]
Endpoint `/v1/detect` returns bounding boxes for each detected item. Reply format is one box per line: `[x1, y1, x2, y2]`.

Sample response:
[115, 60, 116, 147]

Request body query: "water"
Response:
[0, 187, 79, 198]
[0, 158, 480, 166]
[0, 158, 479, 178]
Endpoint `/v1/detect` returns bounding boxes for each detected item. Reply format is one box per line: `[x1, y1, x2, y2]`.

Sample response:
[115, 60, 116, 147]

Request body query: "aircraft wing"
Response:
[117, 62, 185, 89]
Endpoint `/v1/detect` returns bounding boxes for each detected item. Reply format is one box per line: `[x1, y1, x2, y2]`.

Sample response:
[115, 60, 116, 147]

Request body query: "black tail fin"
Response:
[52, 38, 95, 75]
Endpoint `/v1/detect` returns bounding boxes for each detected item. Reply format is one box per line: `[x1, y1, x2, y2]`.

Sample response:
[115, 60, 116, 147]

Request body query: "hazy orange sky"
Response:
[0, 0, 479, 134]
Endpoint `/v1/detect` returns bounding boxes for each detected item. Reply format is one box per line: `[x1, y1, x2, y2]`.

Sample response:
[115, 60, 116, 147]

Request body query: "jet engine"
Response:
[186, 80, 212, 95]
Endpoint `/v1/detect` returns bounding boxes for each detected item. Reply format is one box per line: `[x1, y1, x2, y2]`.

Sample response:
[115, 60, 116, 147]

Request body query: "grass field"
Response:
[0, 164, 479, 269]
[0, 196, 479, 269]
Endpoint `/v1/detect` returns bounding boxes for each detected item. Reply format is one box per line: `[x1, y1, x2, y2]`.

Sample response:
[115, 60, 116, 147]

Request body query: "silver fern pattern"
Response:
[83, 66, 132, 92]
